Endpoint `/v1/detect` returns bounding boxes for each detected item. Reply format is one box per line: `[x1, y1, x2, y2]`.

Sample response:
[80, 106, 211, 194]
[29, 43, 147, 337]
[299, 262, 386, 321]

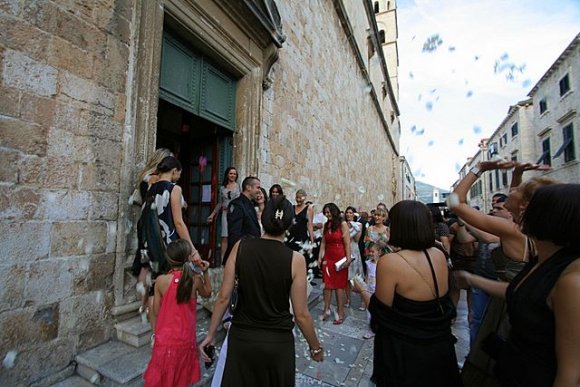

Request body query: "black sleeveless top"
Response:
[232, 238, 294, 331]
[368, 250, 461, 386]
[286, 205, 309, 251]
[495, 246, 580, 386]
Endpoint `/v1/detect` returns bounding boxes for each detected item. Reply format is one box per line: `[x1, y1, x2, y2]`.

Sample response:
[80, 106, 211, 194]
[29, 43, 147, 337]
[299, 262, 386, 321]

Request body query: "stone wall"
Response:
[258, 0, 400, 210]
[0, 1, 132, 384]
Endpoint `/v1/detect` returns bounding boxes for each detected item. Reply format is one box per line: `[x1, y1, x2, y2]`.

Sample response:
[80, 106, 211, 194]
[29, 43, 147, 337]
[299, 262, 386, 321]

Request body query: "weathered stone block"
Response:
[48, 36, 93, 79]
[44, 158, 80, 190]
[55, 6, 106, 54]
[59, 71, 115, 110]
[0, 115, 48, 156]
[24, 258, 75, 305]
[0, 85, 20, 118]
[92, 36, 129, 93]
[73, 253, 115, 294]
[0, 0, 20, 15]
[20, 92, 56, 128]
[0, 264, 25, 312]
[50, 221, 108, 257]
[89, 191, 119, 220]
[82, 110, 123, 141]
[0, 12, 51, 62]
[0, 222, 50, 263]
[58, 291, 108, 337]
[0, 337, 75, 386]
[22, 0, 59, 33]
[0, 148, 19, 183]
[18, 154, 47, 186]
[79, 162, 120, 191]
[51, 102, 82, 133]
[2, 49, 57, 96]
[94, 6, 131, 45]
[0, 186, 41, 220]
[0, 303, 58, 350]
[36, 190, 90, 221]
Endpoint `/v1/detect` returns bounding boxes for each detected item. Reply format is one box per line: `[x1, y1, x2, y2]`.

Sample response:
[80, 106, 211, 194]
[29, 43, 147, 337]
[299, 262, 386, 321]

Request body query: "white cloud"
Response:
[398, 0, 580, 188]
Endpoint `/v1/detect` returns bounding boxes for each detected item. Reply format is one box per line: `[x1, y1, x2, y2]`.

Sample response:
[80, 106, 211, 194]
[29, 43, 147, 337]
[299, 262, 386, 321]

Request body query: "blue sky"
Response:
[397, 0, 580, 189]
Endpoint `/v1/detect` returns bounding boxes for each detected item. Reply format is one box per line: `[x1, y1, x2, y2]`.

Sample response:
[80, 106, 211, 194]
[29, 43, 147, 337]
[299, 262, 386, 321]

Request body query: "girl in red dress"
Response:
[144, 240, 211, 387]
[317, 203, 352, 324]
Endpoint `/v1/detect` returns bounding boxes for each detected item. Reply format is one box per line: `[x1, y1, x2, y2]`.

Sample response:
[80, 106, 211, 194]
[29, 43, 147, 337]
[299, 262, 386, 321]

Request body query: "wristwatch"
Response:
[469, 165, 482, 178]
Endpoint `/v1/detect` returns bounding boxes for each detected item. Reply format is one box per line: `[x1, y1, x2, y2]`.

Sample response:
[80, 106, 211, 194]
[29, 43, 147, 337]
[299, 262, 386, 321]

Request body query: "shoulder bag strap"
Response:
[423, 249, 440, 299]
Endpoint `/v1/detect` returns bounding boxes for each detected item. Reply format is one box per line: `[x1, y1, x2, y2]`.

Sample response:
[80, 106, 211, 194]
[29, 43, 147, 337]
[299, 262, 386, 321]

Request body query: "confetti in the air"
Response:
[430, 89, 437, 94]
[417, 94, 422, 101]
[410, 125, 416, 133]
[427, 140, 434, 146]
[455, 162, 462, 172]
[473, 125, 482, 134]
[409, 71, 414, 79]
[474, 55, 480, 61]
[280, 178, 296, 187]
[522, 79, 532, 88]
[3, 351, 17, 369]
[458, 138, 464, 145]
[425, 102, 433, 111]
[494, 53, 526, 82]
[377, 194, 384, 201]
[448, 46, 456, 52]
[416, 128, 425, 135]
[466, 90, 473, 98]
[358, 186, 366, 194]
[422, 34, 443, 53]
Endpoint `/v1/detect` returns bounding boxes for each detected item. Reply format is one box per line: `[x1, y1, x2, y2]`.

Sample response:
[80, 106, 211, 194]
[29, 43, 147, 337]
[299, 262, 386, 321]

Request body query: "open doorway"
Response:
[156, 99, 233, 265]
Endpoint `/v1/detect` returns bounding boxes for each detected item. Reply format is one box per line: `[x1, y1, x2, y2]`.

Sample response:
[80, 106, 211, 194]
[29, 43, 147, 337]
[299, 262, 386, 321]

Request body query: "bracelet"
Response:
[310, 346, 323, 356]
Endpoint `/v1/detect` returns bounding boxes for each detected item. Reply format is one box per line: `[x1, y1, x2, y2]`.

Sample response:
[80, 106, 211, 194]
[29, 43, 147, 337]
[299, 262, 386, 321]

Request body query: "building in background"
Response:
[399, 156, 416, 200]
[415, 181, 449, 204]
[0, 1, 403, 384]
[455, 33, 579, 213]
[528, 33, 579, 184]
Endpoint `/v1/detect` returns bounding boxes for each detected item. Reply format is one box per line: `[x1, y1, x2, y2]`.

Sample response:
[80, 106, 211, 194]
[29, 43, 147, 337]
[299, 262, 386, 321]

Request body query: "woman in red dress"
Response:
[317, 203, 351, 324]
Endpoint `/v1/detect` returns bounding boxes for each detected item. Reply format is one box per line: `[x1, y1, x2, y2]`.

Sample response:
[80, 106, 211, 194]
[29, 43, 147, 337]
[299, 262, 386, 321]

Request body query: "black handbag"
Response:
[230, 241, 243, 312]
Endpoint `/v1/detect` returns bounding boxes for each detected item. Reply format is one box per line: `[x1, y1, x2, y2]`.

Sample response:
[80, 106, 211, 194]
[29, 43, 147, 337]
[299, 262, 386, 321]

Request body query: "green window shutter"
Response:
[200, 60, 236, 130]
[159, 34, 200, 115]
[218, 136, 234, 181]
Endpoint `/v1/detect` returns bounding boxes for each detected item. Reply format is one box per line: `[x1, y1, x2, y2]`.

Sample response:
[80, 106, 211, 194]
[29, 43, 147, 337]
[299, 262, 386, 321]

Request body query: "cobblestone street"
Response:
[292, 281, 470, 386]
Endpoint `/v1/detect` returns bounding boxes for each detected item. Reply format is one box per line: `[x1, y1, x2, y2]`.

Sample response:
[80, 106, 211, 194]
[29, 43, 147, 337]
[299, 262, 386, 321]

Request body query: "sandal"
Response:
[333, 316, 346, 325]
[320, 310, 331, 321]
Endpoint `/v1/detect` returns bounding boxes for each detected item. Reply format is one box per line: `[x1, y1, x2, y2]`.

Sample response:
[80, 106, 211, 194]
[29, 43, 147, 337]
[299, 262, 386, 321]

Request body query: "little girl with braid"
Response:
[144, 240, 211, 387]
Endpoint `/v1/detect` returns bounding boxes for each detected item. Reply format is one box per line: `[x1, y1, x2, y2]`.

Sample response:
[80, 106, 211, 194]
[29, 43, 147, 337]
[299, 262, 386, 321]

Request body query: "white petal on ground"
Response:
[2, 351, 17, 369]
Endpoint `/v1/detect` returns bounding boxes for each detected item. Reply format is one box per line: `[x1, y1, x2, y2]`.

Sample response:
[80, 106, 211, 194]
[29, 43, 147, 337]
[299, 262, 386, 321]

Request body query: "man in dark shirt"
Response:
[224, 176, 261, 263]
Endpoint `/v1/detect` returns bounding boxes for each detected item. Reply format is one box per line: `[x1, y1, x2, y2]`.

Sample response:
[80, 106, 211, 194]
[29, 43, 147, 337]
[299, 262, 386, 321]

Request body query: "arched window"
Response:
[374, 1, 380, 13]
[379, 30, 386, 44]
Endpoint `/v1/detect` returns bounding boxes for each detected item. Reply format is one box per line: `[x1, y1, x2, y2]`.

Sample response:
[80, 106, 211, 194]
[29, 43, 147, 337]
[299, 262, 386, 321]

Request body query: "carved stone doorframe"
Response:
[112, 0, 284, 311]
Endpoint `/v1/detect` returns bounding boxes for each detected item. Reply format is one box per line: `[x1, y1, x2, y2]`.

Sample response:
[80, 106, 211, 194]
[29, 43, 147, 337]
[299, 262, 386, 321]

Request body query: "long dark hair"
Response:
[157, 156, 182, 173]
[269, 184, 284, 197]
[323, 203, 342, 232]
[222, 167, 238, 187]
[166, 240, 195, 303]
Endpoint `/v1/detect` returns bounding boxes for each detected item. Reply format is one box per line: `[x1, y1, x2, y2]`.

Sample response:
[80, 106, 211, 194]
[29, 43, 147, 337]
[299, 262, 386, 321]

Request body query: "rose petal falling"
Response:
[280, 178, 296, 187]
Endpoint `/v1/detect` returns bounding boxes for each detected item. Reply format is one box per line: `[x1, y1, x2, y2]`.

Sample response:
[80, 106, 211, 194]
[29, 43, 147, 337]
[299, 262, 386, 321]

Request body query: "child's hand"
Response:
[198, 260, 210, 272]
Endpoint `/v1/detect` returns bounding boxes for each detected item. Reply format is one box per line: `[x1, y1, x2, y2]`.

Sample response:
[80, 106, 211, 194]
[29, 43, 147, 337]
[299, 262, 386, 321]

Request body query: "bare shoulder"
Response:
[554, 259, 580, 294]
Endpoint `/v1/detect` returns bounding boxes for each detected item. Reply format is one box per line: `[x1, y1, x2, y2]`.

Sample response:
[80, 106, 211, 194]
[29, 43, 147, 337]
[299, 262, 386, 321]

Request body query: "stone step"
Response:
[115, 316, 151, 348]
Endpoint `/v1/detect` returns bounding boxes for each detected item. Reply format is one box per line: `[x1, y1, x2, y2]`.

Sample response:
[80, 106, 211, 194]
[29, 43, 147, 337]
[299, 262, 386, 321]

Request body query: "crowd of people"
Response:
[132, 151, 580, 387]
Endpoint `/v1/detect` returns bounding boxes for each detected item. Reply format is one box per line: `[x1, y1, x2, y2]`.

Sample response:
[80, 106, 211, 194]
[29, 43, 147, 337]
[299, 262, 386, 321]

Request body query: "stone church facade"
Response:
[0, 0, 401, 384]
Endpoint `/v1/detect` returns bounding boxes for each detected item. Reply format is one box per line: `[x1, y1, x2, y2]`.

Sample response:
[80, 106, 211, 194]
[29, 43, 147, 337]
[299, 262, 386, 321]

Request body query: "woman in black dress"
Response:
[356, 200, 461, 386]
[200, 196, 323, 386]
[456, 184, 580, 386]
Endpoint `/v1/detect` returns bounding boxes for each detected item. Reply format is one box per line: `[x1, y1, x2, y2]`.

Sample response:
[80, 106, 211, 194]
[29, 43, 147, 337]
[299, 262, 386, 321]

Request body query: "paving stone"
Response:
[98, 345, 151, 385]
[50, 375, 95, 387]
[76, 340, 137, 371]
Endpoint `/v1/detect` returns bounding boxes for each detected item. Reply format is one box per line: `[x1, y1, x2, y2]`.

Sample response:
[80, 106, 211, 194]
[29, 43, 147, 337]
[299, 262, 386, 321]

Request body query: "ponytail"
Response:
[166, 239, 195, 303]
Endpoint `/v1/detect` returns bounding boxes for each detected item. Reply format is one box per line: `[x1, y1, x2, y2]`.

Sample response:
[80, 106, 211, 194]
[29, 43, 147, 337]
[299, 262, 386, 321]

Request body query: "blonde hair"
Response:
[374, 208, 387, 218]
[519, 176, 558, 203]
[138, 148, 172, 184]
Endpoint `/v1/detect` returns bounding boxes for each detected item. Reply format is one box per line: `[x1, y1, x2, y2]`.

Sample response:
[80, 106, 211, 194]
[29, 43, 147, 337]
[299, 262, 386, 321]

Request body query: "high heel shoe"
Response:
[333, 316, 346, 325]
[320, 310, 331, 321]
